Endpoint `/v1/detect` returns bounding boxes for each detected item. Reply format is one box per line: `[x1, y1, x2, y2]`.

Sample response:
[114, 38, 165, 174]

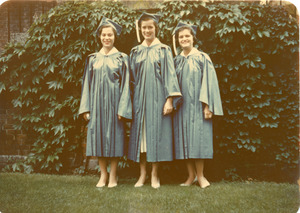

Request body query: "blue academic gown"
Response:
[128, 39, 182, 162]
[173, 48, 223, 159]
[79, 48, 132, 157]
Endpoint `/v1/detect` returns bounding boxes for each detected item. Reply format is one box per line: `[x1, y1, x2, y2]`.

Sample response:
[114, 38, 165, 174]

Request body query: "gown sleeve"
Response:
[174, 56, 181, 76]
[78, 54, 95, 115]
[160, 46, 182, 109]
[129, 47, 138, 99]
[117, 53, 132, 119]
[199, 53, 224, 116]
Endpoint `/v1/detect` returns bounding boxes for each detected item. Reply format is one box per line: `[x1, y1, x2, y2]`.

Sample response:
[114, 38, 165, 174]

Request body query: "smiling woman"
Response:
[177, 28, 196, 51]
[78, 16, 132, 189]
[128, 12, 182, 189]
[140, 19, 157, 45]
[100, 27, 115, 52]
[172, 22, 223, 188]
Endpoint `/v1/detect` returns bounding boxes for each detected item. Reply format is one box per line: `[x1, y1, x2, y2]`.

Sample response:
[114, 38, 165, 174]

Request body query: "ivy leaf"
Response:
[262, 30, 270, 37]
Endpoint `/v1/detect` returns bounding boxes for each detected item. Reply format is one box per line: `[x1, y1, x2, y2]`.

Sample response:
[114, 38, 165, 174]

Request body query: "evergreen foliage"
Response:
[0, 1, 298, 178]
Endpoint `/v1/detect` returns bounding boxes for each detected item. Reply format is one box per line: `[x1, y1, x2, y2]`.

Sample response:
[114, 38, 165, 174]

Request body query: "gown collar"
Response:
[180, 47, 199, 57]
[141, 38, 161, 47]
[99, 47, 119, 55]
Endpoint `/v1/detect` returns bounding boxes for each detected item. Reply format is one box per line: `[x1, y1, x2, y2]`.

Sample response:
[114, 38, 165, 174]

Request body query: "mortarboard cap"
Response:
[96, 16, 122, 37]
[172, 21, 197, 36]
[137, 12, 161, 26]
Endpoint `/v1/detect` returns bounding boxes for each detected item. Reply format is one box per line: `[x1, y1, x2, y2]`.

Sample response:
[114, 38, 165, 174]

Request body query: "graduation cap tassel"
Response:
[172, 34, 178, 56]
[136, 20, 141, 43]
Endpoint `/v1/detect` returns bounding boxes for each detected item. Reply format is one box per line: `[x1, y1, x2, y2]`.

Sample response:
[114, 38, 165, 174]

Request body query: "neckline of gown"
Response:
[139, 43, 161, 50]
[180, 48, 199, 58]
[98, 51, 120, 57]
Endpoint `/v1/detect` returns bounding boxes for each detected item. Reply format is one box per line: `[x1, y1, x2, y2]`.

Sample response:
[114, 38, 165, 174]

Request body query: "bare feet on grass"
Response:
[134, 173, 146, 187]
[108, 175, 118, 188]
[151, 174, 160, 189]
[96, 173, 108, 188]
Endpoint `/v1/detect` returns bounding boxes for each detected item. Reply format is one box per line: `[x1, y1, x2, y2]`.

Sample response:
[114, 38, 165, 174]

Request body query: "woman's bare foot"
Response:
[198, 176, 210, 189]
[134, 174, 146, 187]
[96, 173, 108, 188]
[151, 174, 160, 189]
[180, 176, 197, 186]
[108, 175, 118, 188]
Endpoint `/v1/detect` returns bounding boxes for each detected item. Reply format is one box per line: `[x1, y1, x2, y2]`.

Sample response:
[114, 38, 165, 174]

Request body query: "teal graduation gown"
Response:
[173, 49, 223, 159]
[78, 51, 132, 157]
[128, 43, 182, 162]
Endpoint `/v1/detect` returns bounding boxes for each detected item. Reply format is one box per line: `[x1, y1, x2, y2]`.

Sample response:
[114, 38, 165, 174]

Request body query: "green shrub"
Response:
[0, 1, 137, 173]
[0, 1, 298, 178]
[159, 1, 298, 177]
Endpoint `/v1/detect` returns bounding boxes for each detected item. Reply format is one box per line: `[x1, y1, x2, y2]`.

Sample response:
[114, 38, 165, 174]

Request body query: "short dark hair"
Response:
[97, 25, 117, 45]
[98, 25, 117, 38]
[139, 17, 159, 36]
[175, 26, 197, 42]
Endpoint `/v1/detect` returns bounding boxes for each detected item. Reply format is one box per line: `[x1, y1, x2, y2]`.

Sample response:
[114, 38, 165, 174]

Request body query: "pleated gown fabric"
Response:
[128, 41, 182, 162]
[79, 50, 132, 157]
[173, 49, 223, 159]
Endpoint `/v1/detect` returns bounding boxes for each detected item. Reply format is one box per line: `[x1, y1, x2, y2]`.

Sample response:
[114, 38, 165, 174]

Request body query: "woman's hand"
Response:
[163, 98, 173, 115]
[83, 112, 90, 121]
[204, 105, 212, 119]
[118, 115, 122, 120]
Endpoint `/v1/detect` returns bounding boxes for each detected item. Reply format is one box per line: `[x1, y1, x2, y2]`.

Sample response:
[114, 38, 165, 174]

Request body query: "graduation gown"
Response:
[78, 48, 132, 157]
[128, 39, 182, 162]
[173, 48, 223, 159]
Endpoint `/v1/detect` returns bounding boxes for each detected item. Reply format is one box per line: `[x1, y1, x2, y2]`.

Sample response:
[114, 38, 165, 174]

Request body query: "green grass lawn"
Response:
[0, 173, 298, 213]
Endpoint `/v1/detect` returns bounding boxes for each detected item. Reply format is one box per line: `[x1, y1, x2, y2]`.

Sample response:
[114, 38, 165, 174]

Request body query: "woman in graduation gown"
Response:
[78, 17, 132, 188]
[172, 22, 223, 188]
[128, 13, 182, 188]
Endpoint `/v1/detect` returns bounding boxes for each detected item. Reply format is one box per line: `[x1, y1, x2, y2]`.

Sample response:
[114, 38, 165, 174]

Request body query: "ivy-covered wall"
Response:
[158, 1, 299, 181]
[0, 1, 298, 181]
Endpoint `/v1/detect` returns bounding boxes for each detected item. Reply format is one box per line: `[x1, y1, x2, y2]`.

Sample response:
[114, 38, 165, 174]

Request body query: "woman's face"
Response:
[178, 29, 194, 50]
[100, 27, 115, 49]
[141, 19, 156, 42]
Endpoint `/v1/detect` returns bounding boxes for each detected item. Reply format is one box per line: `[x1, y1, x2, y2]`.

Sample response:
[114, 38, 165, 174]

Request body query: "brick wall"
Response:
[0, 90, 27, 155]
[0, 0, 57, 53]
[0, 110, 30, 156]
[0, 0, 57, 157]
[0, 1, 9, 53]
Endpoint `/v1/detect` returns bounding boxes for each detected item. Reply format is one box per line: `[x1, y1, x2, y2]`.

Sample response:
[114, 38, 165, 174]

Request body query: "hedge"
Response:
[0, 1, 298, 180]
